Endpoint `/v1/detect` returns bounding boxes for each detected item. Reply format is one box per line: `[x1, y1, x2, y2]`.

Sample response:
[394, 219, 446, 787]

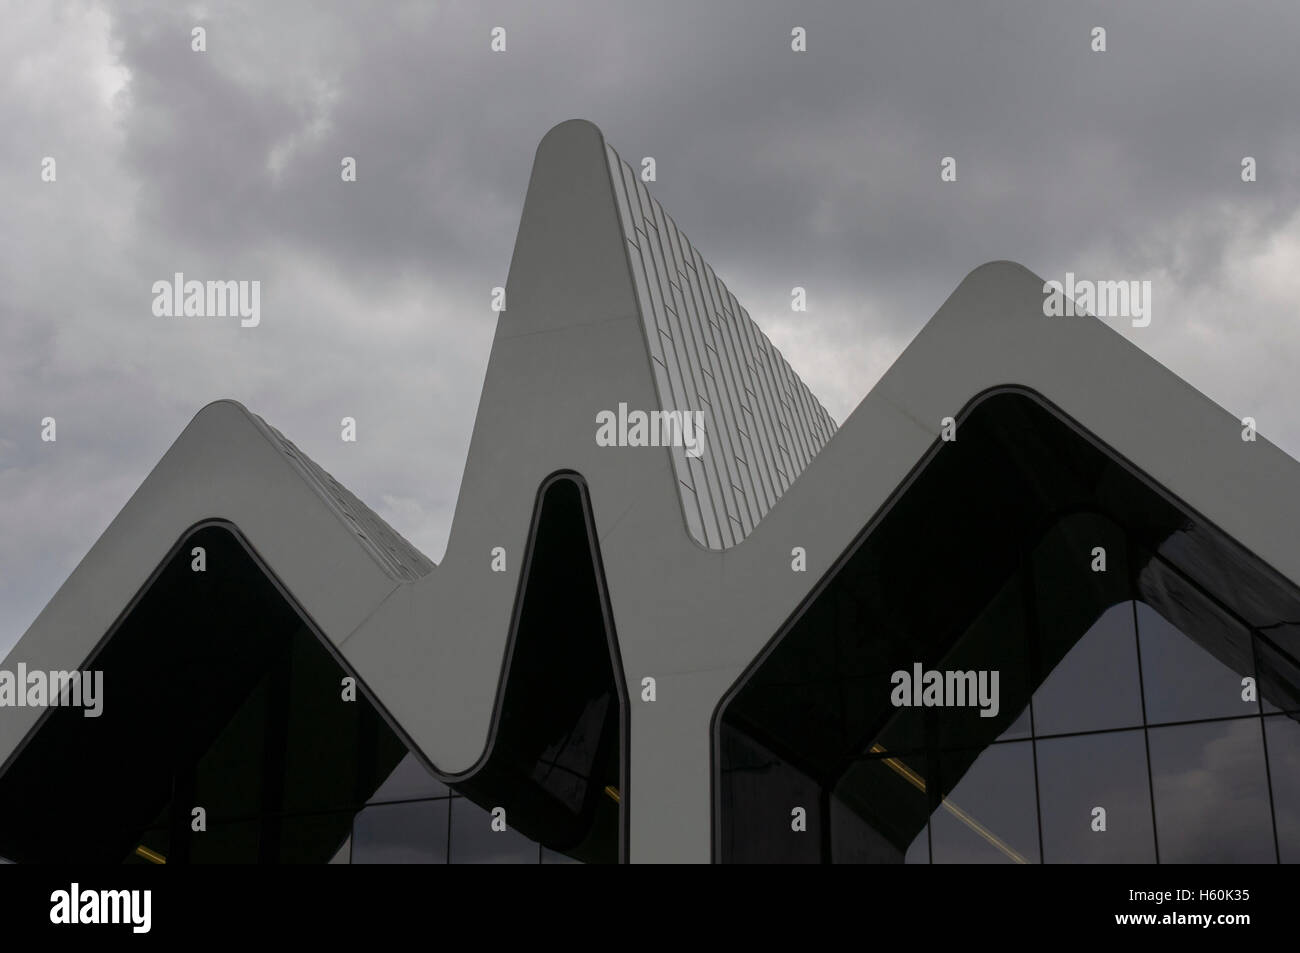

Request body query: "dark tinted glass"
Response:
[830, 752, 931, 864]
[930, 741, 1039, 864]
[1035, 729, 1155, 863]
[353, 801, 449, 864]
[1147, 719, 1275, 863]
[450, 477, 625, 863]
[370, 752, 449, 803]
[1264, 714, 1300, 862]
[1033, 603, 1143, 736]
[278, 812, 357, 864]
[718, 728, 823, 863]
[933, 573, 1033, 749]
[186, 820, 263, 864]
[0, 477, 618, 865]
[719, 391, 1300, 863]
[329, 837, 351, 865]
[449, 796, 542, 864]
[1257, 628, 1300, 714]
[905, 824, 930, 863]
[0, 524, 405, 864]
[190, 671, 270, 822]
[542, 846, 582, 864]
[1032, 515, 1142, 736]
[1137, 599, 1256, 725]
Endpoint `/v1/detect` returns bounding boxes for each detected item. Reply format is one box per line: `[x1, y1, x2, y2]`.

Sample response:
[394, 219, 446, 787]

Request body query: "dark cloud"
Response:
[4, 0, 1300, 653]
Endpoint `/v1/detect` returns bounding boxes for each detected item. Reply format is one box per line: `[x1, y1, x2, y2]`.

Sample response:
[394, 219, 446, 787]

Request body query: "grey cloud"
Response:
[4, 0, 1300, 655]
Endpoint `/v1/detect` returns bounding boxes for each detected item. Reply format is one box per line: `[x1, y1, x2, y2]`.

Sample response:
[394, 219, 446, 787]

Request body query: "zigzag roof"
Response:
[4, 120, 1300, 863]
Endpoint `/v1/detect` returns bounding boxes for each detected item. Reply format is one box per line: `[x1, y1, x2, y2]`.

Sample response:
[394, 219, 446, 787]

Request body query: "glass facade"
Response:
[0, 523, 407, 864]
[0, 473, 625, 864]
[347, 753, 584, 864]
[446, 476, 626, 863]
[5, 388, 1298, 864]
[718, 389, 1300, 863]
[339, 474, 626, 864]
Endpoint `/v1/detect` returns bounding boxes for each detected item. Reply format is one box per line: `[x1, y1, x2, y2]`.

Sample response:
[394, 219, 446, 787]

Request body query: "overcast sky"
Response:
[3, 0, 1300, 655]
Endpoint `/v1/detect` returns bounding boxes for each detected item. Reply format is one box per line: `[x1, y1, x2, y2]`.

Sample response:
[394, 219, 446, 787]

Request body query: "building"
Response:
[1, 120, 1298, 864]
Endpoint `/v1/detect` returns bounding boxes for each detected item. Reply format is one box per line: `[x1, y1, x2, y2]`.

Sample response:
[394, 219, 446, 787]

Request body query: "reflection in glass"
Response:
[449, 796, 542, 864]
[831, 752, 931, 864]
[716, 391, 1300, 863]
[1035, 729, 1155, 863]
[718, 724, 823, 863]
[1033, 602, 1143, 736]
[930, 742, 1039, 864]
[1257, 629, 1300, 715]
[329, 836, 351, 865]
[451, 477, 624, 862]
[1136, 597, 1256, 725]
[187, 820, 262, 864]
[1264, 714, 1300, 863]
[542, 846, 582, 864]
[933, 572, 1034, 749]
[1032, 513, 1140, 736]
[0, 524, 405, 864]
[353, 801, 449, 864]
[717, 392, 1300, 863]
[0, 496, 617, 865]
[905, 826, 930, 864]
[279, 813, 358, 864]
[369, 752, 449, 804]
[1148, 719, 1274, 863]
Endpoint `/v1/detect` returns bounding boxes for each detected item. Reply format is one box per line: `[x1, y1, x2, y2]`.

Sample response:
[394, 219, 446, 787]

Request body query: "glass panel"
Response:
[1136, 583, 1257, 725]
[123, 828, 171, 866]
[905, 825, 930, 864]
[717, 393, 1122, 863]
[187, 820, 262, 864]
[329, 835, 351, 865]
[718, 728, 822, 863]
[267, 811, 356, 863]
[1031, 514, 1141, 736]
[0, 485, 628, 865]
[1035, 729, 1155, 863]
[277, 812, 357, 864]
[279, 625, 407, 816]
[352, 801, 449, 864]
[541, 847, 582, 864]
[0, 483, 624, 865]
[1257, 628, 1300, 714]
[0, 524, 409, 864]
[1147, 719, 1274, 863]
[1033, 602, 1143, 736]
[369, 752, 449, 804]
[933, 572, 1033, 749]
[450, 478, 624, 863]
[930, 741, 1039, 864]
[1154, 526, 1300, 637]
[448, 797, 540, 864]
[831, 752, 931, 864]
[1264, 714, 1300, 863]
[717, 392, 1300, 864]
[190, 672, 269, 823]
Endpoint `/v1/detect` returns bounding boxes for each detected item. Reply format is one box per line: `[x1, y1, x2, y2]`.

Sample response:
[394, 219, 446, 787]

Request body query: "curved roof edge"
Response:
[6, 123, 1300, 863]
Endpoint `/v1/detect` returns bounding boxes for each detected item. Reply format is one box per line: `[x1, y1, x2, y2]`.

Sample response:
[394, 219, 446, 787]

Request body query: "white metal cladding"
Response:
[605, 143, 838, 549]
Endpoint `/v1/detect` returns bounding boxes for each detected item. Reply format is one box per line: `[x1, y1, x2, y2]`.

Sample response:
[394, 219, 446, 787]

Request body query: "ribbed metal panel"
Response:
[605, 143, 838, 549]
